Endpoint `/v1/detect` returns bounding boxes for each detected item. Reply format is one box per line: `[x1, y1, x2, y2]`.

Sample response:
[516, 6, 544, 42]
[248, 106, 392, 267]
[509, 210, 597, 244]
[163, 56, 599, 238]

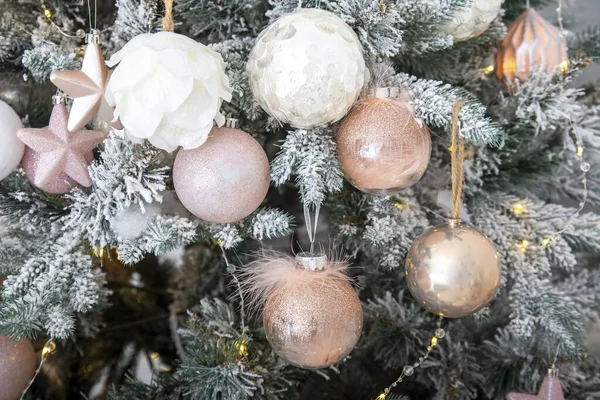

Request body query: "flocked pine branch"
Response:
[271, 128, 344, 207]
[21, 42, 80, 83]
[109, 0, 161, 50]
[175, 0, 268, 41]
[64, 131, 169, 248]
[391, 72, 505, 147]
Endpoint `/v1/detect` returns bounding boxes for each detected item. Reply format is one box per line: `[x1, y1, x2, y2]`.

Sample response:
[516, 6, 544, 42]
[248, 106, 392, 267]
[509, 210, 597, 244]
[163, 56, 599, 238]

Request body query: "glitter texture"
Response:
[508, 375, 565, 400]
[0, 336, 36, 400]
[17, 103, 105, 194]
[172, 126, 270, 223]
[405, 220, 501, 318]
[0, 100, 25, 181]
[241, 251, 362, 369]
[247, 8, 367, 128]
[51, 41, 121, 132]
[336, 94, 431, 195]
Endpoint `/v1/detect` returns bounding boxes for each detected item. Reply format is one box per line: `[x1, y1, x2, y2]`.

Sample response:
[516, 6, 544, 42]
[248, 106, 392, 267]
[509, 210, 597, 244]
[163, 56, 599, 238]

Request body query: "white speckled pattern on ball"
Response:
[440, 0, 502, 42]
[172, 126, 270, 223]
[247, 8, 367, 128]
[0, 336, 36, 400]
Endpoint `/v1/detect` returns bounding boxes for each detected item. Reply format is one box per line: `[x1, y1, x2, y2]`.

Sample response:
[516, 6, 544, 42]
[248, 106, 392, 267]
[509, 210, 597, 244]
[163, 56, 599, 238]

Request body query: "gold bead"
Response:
[511, 202, 526, 216]
[394, 202, 406, 211]
[577, 145, 584, 158]
[150, 352, 160, 360]
[483, 65, 494, 75]
[430, 336, 438, 347]
[541, 237, 552, 248]
[44, 8, 52, 19]
[235, 340, 248, 357]
[377, 393, 387, 400]
[216, 238, 223, 246]
[559, 59, 570, 74]
[517, 239, 530, 252]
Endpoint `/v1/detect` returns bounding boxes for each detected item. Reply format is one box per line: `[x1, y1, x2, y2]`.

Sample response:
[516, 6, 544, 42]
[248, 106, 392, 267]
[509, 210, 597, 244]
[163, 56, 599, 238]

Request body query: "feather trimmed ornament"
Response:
[247, 8, 367, 128]
[495, 8, 568, 84]
[241, 251, 363, 369]
[106, 31, 233, 152]
[336, 87, 431, 195]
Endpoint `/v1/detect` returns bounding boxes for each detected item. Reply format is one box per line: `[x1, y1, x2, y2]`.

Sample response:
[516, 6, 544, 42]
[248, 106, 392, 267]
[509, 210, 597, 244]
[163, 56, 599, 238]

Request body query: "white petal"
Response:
[159, 48, 195, 77]
[108, 47, 158, 93]
[107, 33, 155, 67]
[202, 71, 233, 101]
[166, 82, 219, 130]
[119, 94, 163, 139]
[132, 65, 193, 113]
[148, 130, 179, 152]
[179, 126, 212, 149]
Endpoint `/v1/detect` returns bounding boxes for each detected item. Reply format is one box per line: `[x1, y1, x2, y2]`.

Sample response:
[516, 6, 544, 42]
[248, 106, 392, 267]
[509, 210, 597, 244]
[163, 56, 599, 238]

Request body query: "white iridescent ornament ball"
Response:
[0, 100, 25, 181]
[106, 31, 233, 152]
[247, 8, 367, 128]
[441, 0, 503, 42]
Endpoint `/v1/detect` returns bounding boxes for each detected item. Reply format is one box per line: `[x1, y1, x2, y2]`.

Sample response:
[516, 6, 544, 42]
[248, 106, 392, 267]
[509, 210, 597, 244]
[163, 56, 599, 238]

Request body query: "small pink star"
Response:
[507, 375, 564, 400]
[16, 102, 105, 189]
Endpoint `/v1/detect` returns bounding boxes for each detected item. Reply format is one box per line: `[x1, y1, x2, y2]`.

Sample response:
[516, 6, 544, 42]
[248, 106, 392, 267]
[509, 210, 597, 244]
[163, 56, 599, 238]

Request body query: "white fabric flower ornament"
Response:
[106, 32, 233, 152]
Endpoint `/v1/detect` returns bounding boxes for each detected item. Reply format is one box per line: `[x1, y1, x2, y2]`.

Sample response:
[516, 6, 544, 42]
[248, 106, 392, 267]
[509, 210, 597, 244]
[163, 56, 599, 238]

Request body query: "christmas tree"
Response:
[1, 0, 599, 399]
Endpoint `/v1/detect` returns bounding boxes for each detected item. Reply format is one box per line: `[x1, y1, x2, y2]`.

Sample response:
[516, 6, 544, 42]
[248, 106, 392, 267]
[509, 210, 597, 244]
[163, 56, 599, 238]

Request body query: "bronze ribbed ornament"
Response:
[495, 8, 568, 84]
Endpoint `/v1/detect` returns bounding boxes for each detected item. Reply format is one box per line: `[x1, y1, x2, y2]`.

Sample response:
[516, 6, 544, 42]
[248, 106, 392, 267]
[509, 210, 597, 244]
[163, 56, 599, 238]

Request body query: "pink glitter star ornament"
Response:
[50, 30, 121, 132]
[507, 372, 565, 400]
[17, 97, 105, 194]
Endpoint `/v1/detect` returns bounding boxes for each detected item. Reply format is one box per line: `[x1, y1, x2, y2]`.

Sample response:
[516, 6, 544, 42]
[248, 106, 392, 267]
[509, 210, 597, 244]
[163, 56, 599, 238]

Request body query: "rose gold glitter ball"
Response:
[173, 126, 270, 223]
[263, 271, 363, 369]
[336, 93, 431, 195]
[0, 336, 36, 400]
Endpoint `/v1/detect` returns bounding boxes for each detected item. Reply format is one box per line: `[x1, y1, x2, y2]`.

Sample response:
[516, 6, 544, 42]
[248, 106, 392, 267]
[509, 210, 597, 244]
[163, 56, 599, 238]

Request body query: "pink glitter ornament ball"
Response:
[336, 88, 431, 195]
[0, 336, 36, 400]
[173, 124, 270, 223]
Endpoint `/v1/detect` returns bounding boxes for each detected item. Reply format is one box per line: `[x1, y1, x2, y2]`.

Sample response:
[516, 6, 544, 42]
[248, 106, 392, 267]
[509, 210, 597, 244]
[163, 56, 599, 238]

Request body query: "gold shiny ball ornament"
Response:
[244, 252, 363, 369]
[336, 88, 431, 195]
[495, 8, 568, 84]
[405, 219, 501, 318]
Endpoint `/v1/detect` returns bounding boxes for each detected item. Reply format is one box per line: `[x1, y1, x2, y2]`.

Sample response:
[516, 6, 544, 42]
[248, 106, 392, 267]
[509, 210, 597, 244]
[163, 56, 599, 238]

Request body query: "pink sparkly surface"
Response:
[173, 127, 270, 223]
[507, 375, 565, 400]
[0, 336, 36, 400]
[16, 103, 105, 193]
